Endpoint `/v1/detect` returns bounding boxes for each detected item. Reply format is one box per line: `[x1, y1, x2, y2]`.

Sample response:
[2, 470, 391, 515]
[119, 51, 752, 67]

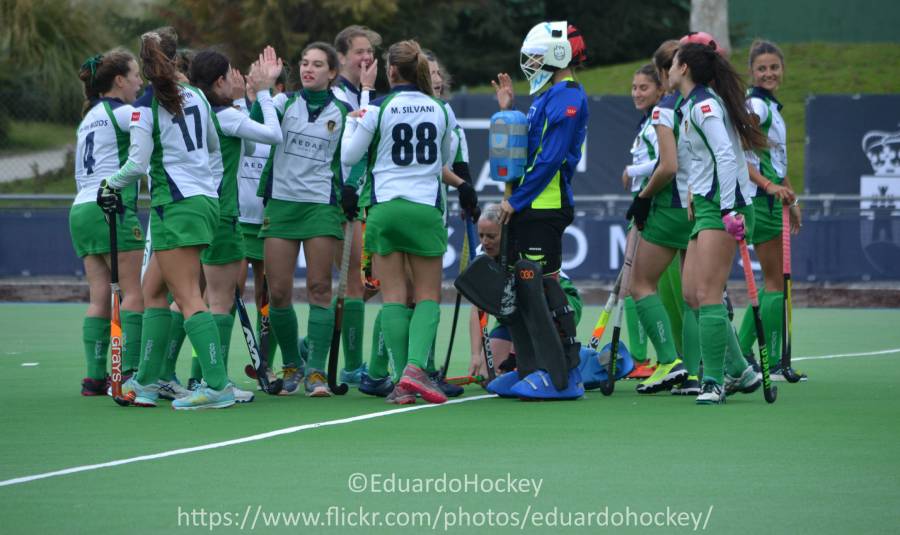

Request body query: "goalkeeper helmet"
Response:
[520, 21, 571, 95]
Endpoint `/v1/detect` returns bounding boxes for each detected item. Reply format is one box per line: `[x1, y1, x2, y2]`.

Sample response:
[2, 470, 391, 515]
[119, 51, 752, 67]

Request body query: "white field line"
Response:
[0, 394, 496, 488]
[2, 346, 899, 489]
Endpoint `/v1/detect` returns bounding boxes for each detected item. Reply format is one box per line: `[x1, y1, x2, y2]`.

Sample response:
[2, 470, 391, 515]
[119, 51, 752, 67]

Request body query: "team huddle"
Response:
[70, 20, 804, 410]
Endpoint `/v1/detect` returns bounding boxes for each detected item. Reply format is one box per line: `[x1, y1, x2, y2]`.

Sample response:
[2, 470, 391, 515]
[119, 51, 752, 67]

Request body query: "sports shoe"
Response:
[106, 371, 133, 397]
[279, 366, 304, 395]
[486, 371, 522, 398]
[120, 376, 160, 407]
[359, 372, 395, 397]
[187, 377, 202, 391]
[770, 363, 808, 382]
[636, 359, 688, 394]
[340, 363, 368, 386]
[695, 381, 726, 405]
[304, 368, 333, 397]
[398, 364, 447, 404]
[232, 383, 256, 403]
[510, 368, 584, 400]
[627, 362, 655, 379]
[386, 383, 416, 404]
[725, 365, 762, 396]
[670, 375, 702, 396]
[158, 376, 191, 400]
[428, 371, 464, 398]
[172, 383, 235, 410]
[82, 376, 107, 396]
[744, 353, 761, 373]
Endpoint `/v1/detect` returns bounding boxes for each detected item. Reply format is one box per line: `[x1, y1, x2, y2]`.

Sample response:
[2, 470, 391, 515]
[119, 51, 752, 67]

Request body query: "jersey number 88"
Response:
[391, 122, 437, 166]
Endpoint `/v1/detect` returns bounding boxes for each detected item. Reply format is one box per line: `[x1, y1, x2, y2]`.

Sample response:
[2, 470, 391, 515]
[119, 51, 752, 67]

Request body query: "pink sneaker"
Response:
[386, 383, 416, 405]
[398, 365, 448, 404]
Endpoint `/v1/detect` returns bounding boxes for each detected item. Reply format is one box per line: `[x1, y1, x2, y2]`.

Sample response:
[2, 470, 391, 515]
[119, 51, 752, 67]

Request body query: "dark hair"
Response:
[634, 63, 661, 88]
[423, 49, 452, 98]
[189, 50, 232, 107]
[385, 40, 432, 96]
[749, 39, 784, 68]
[676, 43, 767, 151]
[79, 48, 136, 116]
[175, 48, 195, 77]
[301, 41, 340, 87]
[652, 39, 679, 78]
[334, 25, 382, 56]
[140, 27, 183, 115]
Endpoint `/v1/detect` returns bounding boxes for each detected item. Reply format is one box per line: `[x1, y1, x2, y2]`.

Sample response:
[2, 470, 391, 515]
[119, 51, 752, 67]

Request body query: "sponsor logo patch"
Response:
[131, 111, 141, 122]
[701, 104, 712, 114]
[652, 110, 660, 120]
[565, 106, 577, 117]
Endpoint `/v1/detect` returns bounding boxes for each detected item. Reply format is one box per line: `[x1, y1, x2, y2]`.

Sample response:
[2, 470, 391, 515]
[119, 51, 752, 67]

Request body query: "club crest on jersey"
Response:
[131, 111, 141, 122]
[327, 120, 336, 133]
[701, 104, 712, 114]
[565, 106, 577, 118]
[132, 227, 143, 241]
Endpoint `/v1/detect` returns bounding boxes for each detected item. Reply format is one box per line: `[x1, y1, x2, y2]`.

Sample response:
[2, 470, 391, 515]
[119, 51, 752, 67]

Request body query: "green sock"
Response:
[657, 257, 684, 354]
[305, 304, 335, 371]
[737, 290, 762, 356]
[270, 306, 301, 368]
[408, 300, 440, 369]
[367, 309, 389, 379]
[624, 296, 648, 362]
[725, 325, 750, 377]
[635, 294, 678, 365]
[213, 313, 235, 370]
[160, 311, 184, 381]
[682, 307, 701, 376]
[424, 333, 437, 374]
[184, 311, 227, 390]
[382, 304, 412, 382]
[699, 304, 729, 385]
[120, 310, 143, 373]
[762, 291, 785, 368]
[82, 316, 109, 380]
[341, 298, 365, 371]
[135, 307, 172, 386]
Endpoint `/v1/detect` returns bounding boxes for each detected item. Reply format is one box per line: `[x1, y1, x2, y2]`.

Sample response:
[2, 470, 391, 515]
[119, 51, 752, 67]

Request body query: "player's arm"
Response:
[638, 125, 676, 198]
[106, 123, 153, 190]
[340, 107, 375, 169]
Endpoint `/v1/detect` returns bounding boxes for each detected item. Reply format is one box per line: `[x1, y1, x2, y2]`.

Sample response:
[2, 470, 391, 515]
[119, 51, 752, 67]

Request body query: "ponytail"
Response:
[385, 40, 432, 96]
[677, 43, 767, 151]
[140, 29, 183, 116]
[78, 49, 136, 116]
[415, 52, 433, 96]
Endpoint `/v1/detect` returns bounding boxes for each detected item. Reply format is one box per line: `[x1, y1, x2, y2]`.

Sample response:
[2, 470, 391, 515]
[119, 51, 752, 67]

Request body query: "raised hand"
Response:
[229, 67, 246, 100]
[249, 46, 283, 92]
[360, 59, 378, 90]
[491, 73, 514, 110]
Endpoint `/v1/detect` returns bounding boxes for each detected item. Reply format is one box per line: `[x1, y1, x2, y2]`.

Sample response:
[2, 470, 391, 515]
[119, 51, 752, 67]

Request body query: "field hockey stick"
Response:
[326, 223, 354, 395]
[244, 276, 272, 380]
[781, 205, 801, 382]
[444, 374, 485, 386]
[439, 216, 475, 380]
[106, 213, 127, 406]
[460, 218, 497, 382]
[589, 267, 625, 350]
[738, 235, 778, 403]
[235, 287, 281, 395]
[601, 225, 640, 396]
[140, 223, 151, 283]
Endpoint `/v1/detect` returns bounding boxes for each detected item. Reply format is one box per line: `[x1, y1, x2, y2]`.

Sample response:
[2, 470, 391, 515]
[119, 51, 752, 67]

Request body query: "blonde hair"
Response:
[385, 40, 432, 96]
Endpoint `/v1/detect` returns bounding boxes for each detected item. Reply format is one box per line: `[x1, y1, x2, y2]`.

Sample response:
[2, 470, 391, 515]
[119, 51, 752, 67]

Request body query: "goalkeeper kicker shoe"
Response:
[486, 371, 522, 398]
[172, 383, 235, 410]
[636, 359, 688, 394]
[510, 368, 584, 401]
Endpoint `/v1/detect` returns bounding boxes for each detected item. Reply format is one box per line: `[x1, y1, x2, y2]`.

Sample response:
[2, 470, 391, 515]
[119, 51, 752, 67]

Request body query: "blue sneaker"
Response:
[579, 346, 635, 390]
[358, 372, 395, 397]
[121, 376, 160, 407]
[429, 371, 464, 398]
[340, 362, 368, 385]
[510, 368, 584, 400]
[172, 383, 236, 410]
[486, 371, 521, 398]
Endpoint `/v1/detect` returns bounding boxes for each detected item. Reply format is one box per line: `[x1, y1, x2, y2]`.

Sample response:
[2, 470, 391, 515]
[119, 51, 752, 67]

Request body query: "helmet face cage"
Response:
[519, 21, 571, 94]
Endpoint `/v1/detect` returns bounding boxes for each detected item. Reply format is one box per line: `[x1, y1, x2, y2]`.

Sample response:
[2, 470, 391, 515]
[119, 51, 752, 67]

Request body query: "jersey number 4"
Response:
[172, 105, 204, 152]
[83, 131, 96, 175]
[391, 122, 437, 166]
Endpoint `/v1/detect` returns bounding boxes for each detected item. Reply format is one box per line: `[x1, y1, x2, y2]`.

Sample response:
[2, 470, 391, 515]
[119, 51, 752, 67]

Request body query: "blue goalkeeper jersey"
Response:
[509, 78, 588, 212]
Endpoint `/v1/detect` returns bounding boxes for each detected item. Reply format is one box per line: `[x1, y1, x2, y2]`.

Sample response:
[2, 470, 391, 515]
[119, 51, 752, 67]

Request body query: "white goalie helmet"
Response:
[520, 21, 571, 95]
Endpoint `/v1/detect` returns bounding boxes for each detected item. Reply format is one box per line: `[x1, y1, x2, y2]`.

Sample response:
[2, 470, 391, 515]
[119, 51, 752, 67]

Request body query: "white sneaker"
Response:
[696, 381, 726, 405]
[232, 384, 255, 403]
[724, 365, 762, 396]
[158, 378, 191, 400]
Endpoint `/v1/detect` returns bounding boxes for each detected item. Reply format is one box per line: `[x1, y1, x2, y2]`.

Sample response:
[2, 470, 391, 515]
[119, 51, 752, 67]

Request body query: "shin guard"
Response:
[543, 276, 581, 372]
[512, 260, 569, 390]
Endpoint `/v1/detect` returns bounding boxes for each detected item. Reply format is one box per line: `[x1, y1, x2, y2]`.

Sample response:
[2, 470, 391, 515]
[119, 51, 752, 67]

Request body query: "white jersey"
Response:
[130, 83, 218, 206]
[627, 113, 658, 192]
[346, 85, 454, 208]
[678, 85, 752, 210]
[74, 98, 135, 205]
[232, 98, 267, 224]
[332, 76, 375, 111]
[745, 87, 787, 197]
[650, 93, 691, 207]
